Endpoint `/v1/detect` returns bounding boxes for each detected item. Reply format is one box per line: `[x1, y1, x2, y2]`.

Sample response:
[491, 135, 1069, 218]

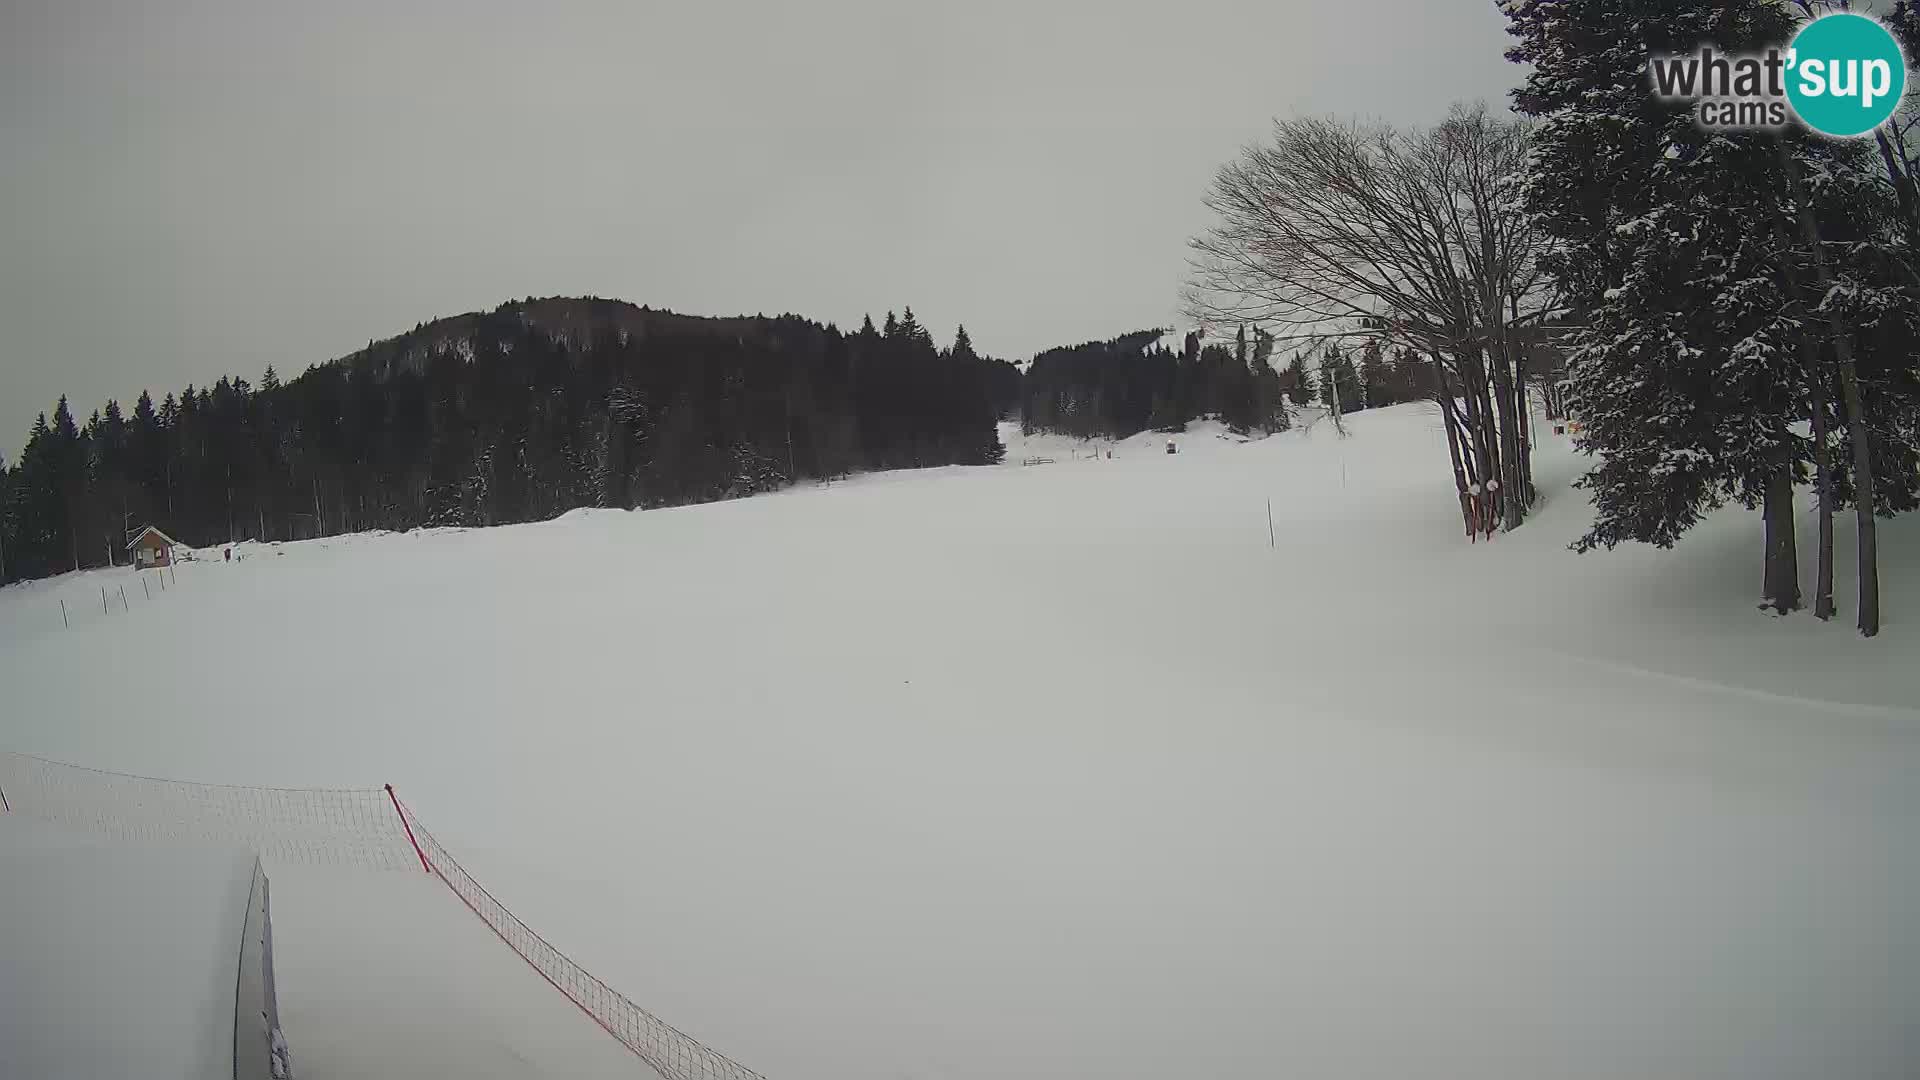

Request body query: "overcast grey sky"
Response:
[0, 0, 1519, 449]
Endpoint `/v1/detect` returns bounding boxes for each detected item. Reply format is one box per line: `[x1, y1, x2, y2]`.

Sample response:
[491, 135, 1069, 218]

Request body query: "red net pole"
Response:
[386, 783, 431, 873]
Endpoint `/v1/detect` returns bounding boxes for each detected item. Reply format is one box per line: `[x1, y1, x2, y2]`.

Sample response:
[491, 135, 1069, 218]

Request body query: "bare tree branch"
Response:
[1184, 105, 1564, 532]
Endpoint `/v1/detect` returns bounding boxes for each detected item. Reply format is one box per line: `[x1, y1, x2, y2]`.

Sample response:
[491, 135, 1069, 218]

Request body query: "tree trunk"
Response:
[1450, 377, 1490, 535]
[1512, 368, 1528, 503]
[1442, 410, 1474, 537]
[1489, 348, 1530, 528]
[1489, 364, 1518, 528]
[1762, 454, 1801, 614]
[1782, 146, 1880, 636]
[1479, 382, 1506, 528]
[1433, 358, 1475, 538]
[1543, 378, 1565, 422]
[1807, 343, 1836, 621]
[1837, 358, 1880, 636]
[1458, 355, 1499, 534]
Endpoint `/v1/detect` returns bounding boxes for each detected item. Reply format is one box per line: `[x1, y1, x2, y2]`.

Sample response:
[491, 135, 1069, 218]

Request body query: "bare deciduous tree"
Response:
[1185, 104, 1560, 536]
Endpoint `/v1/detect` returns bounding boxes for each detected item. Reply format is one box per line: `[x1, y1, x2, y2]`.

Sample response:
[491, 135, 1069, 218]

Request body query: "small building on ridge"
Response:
[126, 525, 179, 568]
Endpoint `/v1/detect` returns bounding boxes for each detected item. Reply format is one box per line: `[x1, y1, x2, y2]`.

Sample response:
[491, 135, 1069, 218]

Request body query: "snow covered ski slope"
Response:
[3, 403, 1917, 1080]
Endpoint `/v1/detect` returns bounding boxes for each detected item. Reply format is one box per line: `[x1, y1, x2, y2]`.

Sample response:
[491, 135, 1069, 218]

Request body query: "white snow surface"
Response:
[4, 402, 1919, 1080]
[266, 864, 641, 1079]
[0, 818, 254, 1080]
[0, 816, 638, 1080]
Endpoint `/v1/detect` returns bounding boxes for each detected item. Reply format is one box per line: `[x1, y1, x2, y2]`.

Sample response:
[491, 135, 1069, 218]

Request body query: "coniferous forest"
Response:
[0, 298, 1018, 583]
[1017, 327, 1432, 441]
[1019, 328, 1286, 440]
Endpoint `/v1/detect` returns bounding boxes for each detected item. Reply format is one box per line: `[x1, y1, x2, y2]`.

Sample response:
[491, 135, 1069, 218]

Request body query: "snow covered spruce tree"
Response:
[1187, 105, 1559, 538]
[1776, 143, 1920, 634]
[1250, 325, 1293, 433]
[1505, 0, 1920, 633]
[1776, 1, 1920, 633]
[1508, 0, 1802, 611]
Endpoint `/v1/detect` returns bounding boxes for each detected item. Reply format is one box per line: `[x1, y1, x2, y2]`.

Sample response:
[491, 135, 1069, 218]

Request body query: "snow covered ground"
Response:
[0, 817, 256, 1080]
[267, 863, 640, 1079]
[3, 402, 1918, 1080]
[0, 814, 639, 1080]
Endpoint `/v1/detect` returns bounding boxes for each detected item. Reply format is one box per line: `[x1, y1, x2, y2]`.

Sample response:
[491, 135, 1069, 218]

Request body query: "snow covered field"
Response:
[4, 403, 1918, 1080]
[267, 863, 643, 1079]
[0, 818, 258, 1080]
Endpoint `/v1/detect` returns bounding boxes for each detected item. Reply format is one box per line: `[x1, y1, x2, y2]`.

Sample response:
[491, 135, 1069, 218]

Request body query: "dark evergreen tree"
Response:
[1283, 352, 1315, 406]
[1319, 345, 1362, 415]
[9, 414, 56, 579]
[1356, 339, 1391, 409]
[1249, 336, 1291, 434]
[50, 397, 83, 571]
[1388, 346, 1431, 404]
[897, 306, 934, 349]
[1207, 342, 1259, 433]
[951, 324, 977, 364]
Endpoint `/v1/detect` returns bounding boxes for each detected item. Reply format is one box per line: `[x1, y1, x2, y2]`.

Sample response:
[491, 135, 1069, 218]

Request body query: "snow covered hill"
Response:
[3, 402, 1917, 1080]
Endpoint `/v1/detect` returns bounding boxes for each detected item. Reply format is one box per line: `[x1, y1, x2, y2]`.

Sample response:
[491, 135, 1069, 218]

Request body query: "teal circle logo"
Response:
[1786, 13, 1907, 138]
